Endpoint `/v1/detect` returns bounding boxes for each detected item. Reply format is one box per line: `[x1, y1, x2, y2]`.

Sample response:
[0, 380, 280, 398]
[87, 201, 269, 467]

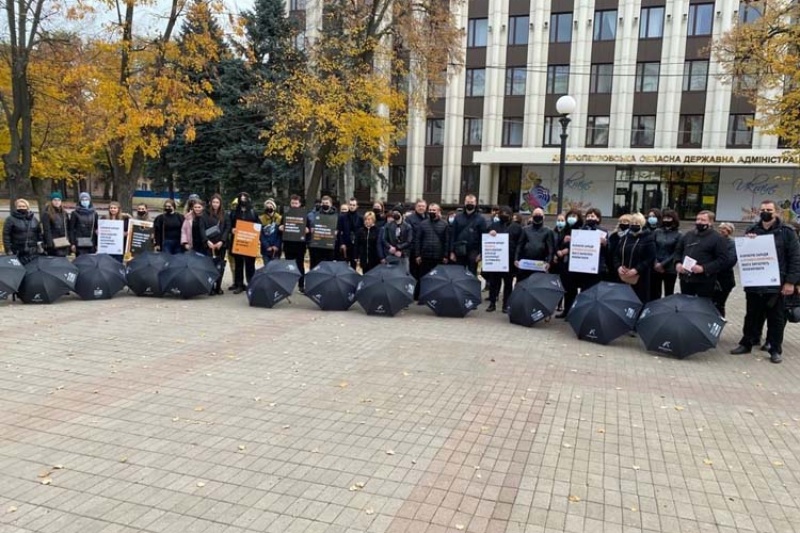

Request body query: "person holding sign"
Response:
[69, 192, 99, 256]
[674, 210, 729, 299]
[730, 200, 800, 363]
[613, 213, 656, 304]
[229, 192, 260, 294]
[484, 206, 521, 313]
[102, 202, 130, 262]
[554, 209, 583, 318]
[280, 195, 309, 291]
[308, 196, 338, 269]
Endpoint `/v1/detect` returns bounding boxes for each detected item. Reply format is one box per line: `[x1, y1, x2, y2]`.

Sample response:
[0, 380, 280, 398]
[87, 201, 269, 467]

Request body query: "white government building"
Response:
[291, 0, 800, 222]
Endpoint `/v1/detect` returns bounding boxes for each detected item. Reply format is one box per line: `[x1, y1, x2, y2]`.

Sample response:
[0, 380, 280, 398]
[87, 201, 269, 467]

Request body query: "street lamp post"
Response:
[555, 95, 576, 215]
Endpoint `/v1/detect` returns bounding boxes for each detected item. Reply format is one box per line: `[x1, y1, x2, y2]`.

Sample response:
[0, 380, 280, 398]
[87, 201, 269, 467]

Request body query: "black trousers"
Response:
[680, 280, 715, 299]
[309, 247, 335, 270]
[650, 272, 677, 299]
[283, 241, 306, 288]
[410, 254, 422, 299]
[233, 254, 255, 287]
[456, 253, 479, 276]
[740, 292, 786, 353]
[712, 289, 732, 318]
[487, 271, 514, 307]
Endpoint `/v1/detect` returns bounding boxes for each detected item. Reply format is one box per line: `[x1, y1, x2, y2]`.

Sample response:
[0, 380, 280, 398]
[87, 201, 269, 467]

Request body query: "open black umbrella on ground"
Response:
[73, 254, 127, 300]
[355, 264, 415, 316]
[0, 255, 26, 299]
[419, 264, 482, 318]
[159, 252, 218, 299]
[247, 260, 302, 308]
[17, 256, 78, 304]
[304, 261, 361, 311]
[636, 294, 725, 358]
[126, 252, 169, 296]
[567, 282, 642, 345]
[508, 273, 565, 327]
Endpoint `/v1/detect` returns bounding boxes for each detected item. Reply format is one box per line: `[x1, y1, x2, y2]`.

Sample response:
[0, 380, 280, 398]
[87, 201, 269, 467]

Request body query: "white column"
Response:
[526, 3, 550, 146]
[609, 0, 642, 148]
[569, 1, 596, 149]
[656, 2, 687, 149]
[705, 7, 734, 149]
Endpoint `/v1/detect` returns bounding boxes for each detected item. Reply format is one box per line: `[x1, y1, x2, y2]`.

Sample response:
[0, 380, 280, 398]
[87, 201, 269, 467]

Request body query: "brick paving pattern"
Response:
[1, 281, 800, 533]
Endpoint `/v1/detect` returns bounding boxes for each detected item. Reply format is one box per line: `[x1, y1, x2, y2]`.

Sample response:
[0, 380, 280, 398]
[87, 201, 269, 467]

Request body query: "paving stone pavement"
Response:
[2, 279, 800, 533]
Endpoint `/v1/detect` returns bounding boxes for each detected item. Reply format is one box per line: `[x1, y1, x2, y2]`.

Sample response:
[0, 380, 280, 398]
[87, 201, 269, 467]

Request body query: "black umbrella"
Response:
[508, 273, 565, 327]
[0, 255, 26, 299]
[636, 294, 725, 358]
[73, 254, 127, 300]
[419, 264, 482, 318]
[567, 282, 642, 345]
[17, 256, 78, 304]
[304, 261, 361, 311]
[355, 264, 415, 316]
[159, 252, 218, 298]
[247, 260, 302, 308]
[126, 252, 169, 296]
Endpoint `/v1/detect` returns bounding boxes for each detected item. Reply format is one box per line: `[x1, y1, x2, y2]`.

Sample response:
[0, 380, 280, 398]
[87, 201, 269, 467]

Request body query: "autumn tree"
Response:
[715, 0, 800, 149]
[255, 0, 463, 201]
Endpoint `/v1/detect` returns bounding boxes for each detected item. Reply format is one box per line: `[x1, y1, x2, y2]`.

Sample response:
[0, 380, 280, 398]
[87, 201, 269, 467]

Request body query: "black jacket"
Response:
[674, 228, 729, 284]
[229, 206, 259, 250]
[153, 212, 184, 247]
[716, 238, 738, 293]
[614, 231, 656, 275]
[68, 206, 99, 250]
[191, 213, 213, 254]
[414, 217, 449, 261]
[41, 208, 69, 250]
[3, 210, 42, 256]
[338, 211, 363, 248]
[379, 220, 413, 259]
[653, 227, 682, 274]
[515, 224, 556, 263]
[450, 211, 487, 257]
[355, 225, 381, 268]
[743, 218, 800, 292]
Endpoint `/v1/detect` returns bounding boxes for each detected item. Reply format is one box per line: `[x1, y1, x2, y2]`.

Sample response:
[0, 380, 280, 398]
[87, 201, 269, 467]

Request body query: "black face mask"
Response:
[428, 212, 438, 220]
[618, 224, 630, 232]
[17, 209, 28, 216]
[532, 215, 544, 225]
[465, 204, 476, 213]
[321, 205, 333, 213]
[266, 208, 274, 214]
[695, 223, 709, 233]
[630, 225, 642, 233]
[393, 213, 402, 222]
[760, 211, 774, 223]
[500, 215, 511, 224]
[373, 208, 382, 214]
[165, 207, 174, 213]
[586, 219, 598, 228]
[137, 211, 147, 217]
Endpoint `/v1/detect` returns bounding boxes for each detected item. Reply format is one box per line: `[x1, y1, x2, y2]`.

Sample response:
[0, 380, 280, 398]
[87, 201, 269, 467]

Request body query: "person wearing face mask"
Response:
[730, 200, 800, 363]
[372, 201, 387, 228]
[133, 204, 150, 221]
[514, 207, 555, 284]
[356, 211, 381, 273]
[280, 195, 309, 291]
[153, 199, 184, 255]
[674, 210, 729, 300]
[405, 199, 428, 299]
[554, 209, 583, 318]
[229, 192, 259, 293]
[41, 192, 71, 257]
[571, 207, 609, 294]
[337, 197, 363, 270]
[712, 222, 738, 318]
[414, 203, 450, 299]
[606, 214, 632, 283]
[645, 209, 661, 232]
[614, 213, 656, 304]
[379, 205, 414, 271]
[3, 198, 42, 264]
[651, 208, 682, 298]
[449, 194, 488, 276]
[259, 199, 283, 266]
[69, 192, 99, 256]
[307, 195, 338, 269]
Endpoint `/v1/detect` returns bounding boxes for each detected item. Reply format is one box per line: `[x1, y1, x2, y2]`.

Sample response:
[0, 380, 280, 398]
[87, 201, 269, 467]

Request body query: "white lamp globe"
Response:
[556, 95, 577, 115]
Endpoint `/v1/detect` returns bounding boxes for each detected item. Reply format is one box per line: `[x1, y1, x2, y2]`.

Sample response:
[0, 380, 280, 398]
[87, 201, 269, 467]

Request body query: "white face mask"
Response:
[80, 200, 90, 208]
[448, 216, 455, 224]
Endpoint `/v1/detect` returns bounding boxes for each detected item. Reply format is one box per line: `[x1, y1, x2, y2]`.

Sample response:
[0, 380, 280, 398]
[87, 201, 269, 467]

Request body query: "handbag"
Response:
[52, 236, 70, 249]
[205, 224, 221, 240]
[77, 216, 95, 248]
[619, 235, 640, 285]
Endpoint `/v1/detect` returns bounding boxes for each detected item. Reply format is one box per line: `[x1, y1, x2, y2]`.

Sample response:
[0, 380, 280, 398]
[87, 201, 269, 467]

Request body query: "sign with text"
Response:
[232, 220, 261, 257]
[282, 208, 306, 243]
[97, 219, 125, 255]
[735, 235, 781, 288]
[127, 219, 154, 256]
[568, 230, 601, 274]
[481, 234, 509, 272]
[310, 214, 338, 250]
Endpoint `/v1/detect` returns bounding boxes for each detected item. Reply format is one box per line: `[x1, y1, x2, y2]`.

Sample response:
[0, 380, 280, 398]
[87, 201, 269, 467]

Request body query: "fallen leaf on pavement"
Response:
[703, 459, 713, 466]
[40, 478, 51, 485]
[194, 406, 204, 412]
[365, 508, 374, 515]
[773, 461, 784, 467]
[196, 481, 205, 488]
[386, 450, 395, 455]
[568, 495, 581, 503]
[6, 506, 17, 513]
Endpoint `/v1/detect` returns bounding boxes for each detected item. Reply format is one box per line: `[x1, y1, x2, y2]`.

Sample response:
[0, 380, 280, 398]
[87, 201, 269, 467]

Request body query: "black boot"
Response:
[486, 303, 496, 312]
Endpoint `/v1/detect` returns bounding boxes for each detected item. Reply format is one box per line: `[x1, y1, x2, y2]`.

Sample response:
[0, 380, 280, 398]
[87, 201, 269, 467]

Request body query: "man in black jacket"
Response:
[406, 199, 428, 299]
[414, 203, 449, 300]
[674, 210, 729, 298]
[449, 194, 487, 275]
[730, 200, 800, 363]
[337, 197, 363, 270]
[514, 207, 555, 282]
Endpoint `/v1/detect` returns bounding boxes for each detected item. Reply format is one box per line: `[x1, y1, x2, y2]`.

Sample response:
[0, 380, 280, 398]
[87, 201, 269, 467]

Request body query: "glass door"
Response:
[628, 181, 663, 214]
[669, 182, 702, 220]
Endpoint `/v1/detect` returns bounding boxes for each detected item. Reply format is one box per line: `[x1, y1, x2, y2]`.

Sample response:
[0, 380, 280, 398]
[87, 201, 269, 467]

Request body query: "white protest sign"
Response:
[481, 233, 509, 272]
[518, 259, 548, 272]
[568, 230, 602, 274]
[735, 235, 781, 288]
[97, 219, 125, 255]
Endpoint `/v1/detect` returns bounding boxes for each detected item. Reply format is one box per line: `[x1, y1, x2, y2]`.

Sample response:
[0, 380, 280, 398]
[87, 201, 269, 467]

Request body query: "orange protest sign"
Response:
[232, 220, 260, 257]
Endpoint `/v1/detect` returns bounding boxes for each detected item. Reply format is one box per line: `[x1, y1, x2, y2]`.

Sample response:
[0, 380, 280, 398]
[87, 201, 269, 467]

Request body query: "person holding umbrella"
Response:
[449, 194, 487, 276]
[730, 200, 800, 363]
[356, 211, 382, 273]
[230, 192, 259, 294]
[69, 192, 99, 256]
[484, 206, 522, 313]
[414, 203, 450, 299]
[614, 213, 656, 304]
[674, 210, 729, 299]
[712, 222, 738, 318]
[153, 199, 184, 255]
[379, 205, 414, 271]
[41, 192, 71, 257]
[3, 198, 42, 264]
[651, 209, 682, 299]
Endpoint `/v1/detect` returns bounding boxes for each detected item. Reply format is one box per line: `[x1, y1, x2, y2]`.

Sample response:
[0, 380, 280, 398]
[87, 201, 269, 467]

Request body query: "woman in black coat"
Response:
[40, 193, 70, 257]
[712, 222, 738, 317]
[3, 198, 42, 264]
[555, 209, 584, 318]
[69, 192, 99, 256]
[614, 213, 656, 304]
[651, 208, 682, 298]
[356, 211, 381, 273]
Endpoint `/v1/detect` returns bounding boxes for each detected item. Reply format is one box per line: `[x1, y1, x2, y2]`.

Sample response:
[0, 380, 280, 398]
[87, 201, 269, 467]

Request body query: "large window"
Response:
[505, 67, 526, 96]
[508, 15, 529, 45]
[424, 167, 442, 194]
[426, 119, 444, 146]
[586, 116, 610, 147]
[688, 4, 714, 36]
[739, 1, 762, 23]
[635, 62, 660, 92]
[678, 115, 704, 147]
[463, 118, 483, 146]
[593, 10, 617, 41]
[727, 114, 754, 147]
[590, 64, 613, 93]
[389, 166, 406, 197]
[461, 167, 480, 197]
[639, 6, 664, 39]
[467, 18, 488, 47]
[289, 0, 305, 10]
[465, 68, 486, 97]
[543, 116, 560, 147]
[683, 60, 709, 91]
[546, 65, 570, 94]
[502, 118, 524, 147]
[550, 12, 573, 43]
[631, 116, 656, 147]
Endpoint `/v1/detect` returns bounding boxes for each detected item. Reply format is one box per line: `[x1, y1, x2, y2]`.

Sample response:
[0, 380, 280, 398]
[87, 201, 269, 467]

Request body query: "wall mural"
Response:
[520, 165, 614, 216]
[716, 168, 800, 222]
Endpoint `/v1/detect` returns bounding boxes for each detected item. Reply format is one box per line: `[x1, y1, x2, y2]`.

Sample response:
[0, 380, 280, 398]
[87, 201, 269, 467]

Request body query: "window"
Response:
[293, 32, 306, 51]
[463, 118, 483, 146]
[505, 67, 526, 96]
[550, 12, 573, 43]
[508, 15, 529, 45]
[635, 62, 660, 92]
[631, 115, 656, 147]
[461, 167, 480, 197]
[543, 116, 561, 147]
[465, 69, 486, 97]
[727, 114, 754, 147]
[290, 0, 305, 10]
[428, 78, 446, 99]
[739, 2, 762, 23]
[678, 115, 704, 147]
[546, 65, 570, 94]
[424, 167, 442, 193]
[590, 64, 613, 93]
[389, 166, 406, 194]
[639, 7, 664, 39]
[688, 4, 714, 36]
[683, 60, 709, 91]
[426, 119, 444, 146]
[467, 18, 488, 47]
[733, 74, 758, 93]
[593, 10, 617, 41]
[586, 116, 610, 147]
[502, 118, 524, 147]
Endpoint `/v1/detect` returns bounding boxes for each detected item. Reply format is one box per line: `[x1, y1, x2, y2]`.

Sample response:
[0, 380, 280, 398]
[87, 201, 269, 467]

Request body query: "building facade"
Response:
[293, 0, 800, 222]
